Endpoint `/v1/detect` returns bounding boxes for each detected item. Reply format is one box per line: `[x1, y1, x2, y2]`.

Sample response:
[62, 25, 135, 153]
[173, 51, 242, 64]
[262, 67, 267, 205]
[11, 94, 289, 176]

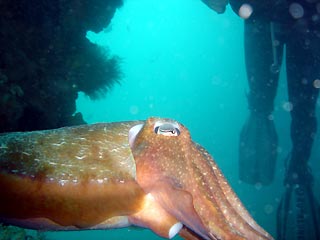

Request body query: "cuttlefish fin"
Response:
[128, 192, 183, 239]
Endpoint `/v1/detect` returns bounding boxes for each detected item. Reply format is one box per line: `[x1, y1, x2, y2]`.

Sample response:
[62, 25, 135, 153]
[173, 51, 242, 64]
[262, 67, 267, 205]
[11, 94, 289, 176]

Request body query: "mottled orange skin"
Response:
[0, 173, 143, 228]
[0, 122, 145, 230]
[0, 118, 273, 240]
[132, 118, 273, 240]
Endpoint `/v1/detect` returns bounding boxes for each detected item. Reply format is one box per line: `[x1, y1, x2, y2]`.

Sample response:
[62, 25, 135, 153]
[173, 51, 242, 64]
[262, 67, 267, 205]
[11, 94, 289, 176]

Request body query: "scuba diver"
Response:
[202, 0, 320, 239]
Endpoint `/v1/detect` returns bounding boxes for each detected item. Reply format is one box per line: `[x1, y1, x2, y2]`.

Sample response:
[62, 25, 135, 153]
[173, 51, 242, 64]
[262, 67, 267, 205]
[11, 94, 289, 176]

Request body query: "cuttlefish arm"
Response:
[0, 117, 273, 240]
[130, 117, 274, 240]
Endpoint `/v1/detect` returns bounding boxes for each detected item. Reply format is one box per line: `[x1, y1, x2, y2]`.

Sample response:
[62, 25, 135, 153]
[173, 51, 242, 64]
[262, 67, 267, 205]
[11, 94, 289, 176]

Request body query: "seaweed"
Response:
[0, 0, 124, 132]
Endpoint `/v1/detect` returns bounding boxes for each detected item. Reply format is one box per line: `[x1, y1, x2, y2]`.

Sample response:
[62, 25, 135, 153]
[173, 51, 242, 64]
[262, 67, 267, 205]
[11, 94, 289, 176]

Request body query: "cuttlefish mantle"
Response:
[0, 117, 273, 240]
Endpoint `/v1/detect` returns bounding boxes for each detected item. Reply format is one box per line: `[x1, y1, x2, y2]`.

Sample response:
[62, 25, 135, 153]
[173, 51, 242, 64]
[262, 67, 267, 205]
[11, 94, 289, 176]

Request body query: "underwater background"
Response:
[1, 0, 319, 239]
[76, 0, 320, 239]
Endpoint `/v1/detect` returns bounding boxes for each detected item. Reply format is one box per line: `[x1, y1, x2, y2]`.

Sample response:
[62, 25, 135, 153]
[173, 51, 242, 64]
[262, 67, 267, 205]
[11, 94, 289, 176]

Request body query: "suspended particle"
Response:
[264, 204, 274, 215]
[211, 76, 222, 86]
[254, 182, 262, 190]
[312, 14, 319, 22]
[130, 105, 139, 115]
[313, 79, 320, 88]
[289, 3, 304, 19]
[277, 146, 283, 154]
[270, 63, 280, 74]
[302, 78, 308, 85]
[317, 3, 320, 13]
[273, 39, 280, 47]
[239, 4, 253, 19]
[268, 114, 274, 121]
[282, 101, 293, 112]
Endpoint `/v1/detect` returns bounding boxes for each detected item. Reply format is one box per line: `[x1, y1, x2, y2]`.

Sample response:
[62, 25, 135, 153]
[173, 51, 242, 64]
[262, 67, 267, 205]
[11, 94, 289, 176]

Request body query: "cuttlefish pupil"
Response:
[154, 122, 180, 136]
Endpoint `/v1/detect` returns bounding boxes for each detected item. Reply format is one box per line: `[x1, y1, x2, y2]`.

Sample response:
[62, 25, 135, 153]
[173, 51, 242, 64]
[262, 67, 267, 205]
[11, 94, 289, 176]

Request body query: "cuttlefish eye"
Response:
[154, 122, 180, 136]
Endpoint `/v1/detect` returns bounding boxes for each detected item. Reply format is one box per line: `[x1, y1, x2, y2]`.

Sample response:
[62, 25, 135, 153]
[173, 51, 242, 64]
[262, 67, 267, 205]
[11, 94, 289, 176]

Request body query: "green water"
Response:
[47, 0, 319, 239]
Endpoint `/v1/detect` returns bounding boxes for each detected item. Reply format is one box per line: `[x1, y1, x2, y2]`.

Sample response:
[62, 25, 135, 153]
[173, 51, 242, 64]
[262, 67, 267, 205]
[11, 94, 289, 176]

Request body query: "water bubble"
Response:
[282, 102, 293, 112]
[289, 3, 304, 19]
[239, 4, 253, 19]
[313, 79, 320, 88]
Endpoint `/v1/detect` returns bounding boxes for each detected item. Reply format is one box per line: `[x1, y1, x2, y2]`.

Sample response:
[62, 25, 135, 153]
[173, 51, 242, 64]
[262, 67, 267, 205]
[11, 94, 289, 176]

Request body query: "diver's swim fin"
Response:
[277, 177, 320, 240]
[239, 113, 278, 185]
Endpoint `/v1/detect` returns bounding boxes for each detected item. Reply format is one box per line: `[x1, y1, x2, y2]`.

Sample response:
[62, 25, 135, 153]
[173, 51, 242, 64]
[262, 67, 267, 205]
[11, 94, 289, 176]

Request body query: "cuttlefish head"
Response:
[129, 117, 273, 240]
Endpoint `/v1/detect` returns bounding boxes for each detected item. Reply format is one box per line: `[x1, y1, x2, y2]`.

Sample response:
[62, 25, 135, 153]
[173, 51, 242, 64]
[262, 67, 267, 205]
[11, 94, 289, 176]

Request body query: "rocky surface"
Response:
[0, 0, 123, 132]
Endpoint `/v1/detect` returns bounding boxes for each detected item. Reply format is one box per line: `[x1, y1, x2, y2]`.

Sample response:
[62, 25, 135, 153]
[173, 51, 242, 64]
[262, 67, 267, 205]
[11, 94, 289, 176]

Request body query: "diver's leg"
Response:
[239, 19, 284, 185]
[244, 19, 283, 115]
[286, 30, 320, 180]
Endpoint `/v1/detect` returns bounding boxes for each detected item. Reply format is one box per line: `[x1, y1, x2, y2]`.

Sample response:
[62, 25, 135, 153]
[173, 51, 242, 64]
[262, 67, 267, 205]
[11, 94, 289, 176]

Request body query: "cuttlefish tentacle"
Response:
[130, 117, 273, 240]
[196, 144, 271, 238]
[190, 144, 272, 239]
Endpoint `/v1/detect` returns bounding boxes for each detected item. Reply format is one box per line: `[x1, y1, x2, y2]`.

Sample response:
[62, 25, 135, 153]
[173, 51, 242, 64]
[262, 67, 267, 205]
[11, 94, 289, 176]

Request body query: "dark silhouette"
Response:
[203, 0, 320, 239]
[0, 0, 123, 132]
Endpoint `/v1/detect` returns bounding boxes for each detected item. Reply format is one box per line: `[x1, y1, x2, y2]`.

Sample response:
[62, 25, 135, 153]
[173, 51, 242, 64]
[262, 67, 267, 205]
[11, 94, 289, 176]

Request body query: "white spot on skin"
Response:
[168, 222, 183, 239]
[59, 180, 69, 186]
[75, 155, 87, 160]
[52, 141, 66, 146]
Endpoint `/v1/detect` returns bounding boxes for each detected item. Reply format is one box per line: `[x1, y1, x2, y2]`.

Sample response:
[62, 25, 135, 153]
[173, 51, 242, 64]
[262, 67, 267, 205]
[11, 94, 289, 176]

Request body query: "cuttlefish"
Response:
[0, 117, 273, 240]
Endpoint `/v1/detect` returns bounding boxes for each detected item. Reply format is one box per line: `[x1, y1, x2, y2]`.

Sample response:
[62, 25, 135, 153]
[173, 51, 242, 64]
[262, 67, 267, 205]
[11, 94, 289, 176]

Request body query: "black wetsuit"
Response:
[229, 0, 320, 174]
